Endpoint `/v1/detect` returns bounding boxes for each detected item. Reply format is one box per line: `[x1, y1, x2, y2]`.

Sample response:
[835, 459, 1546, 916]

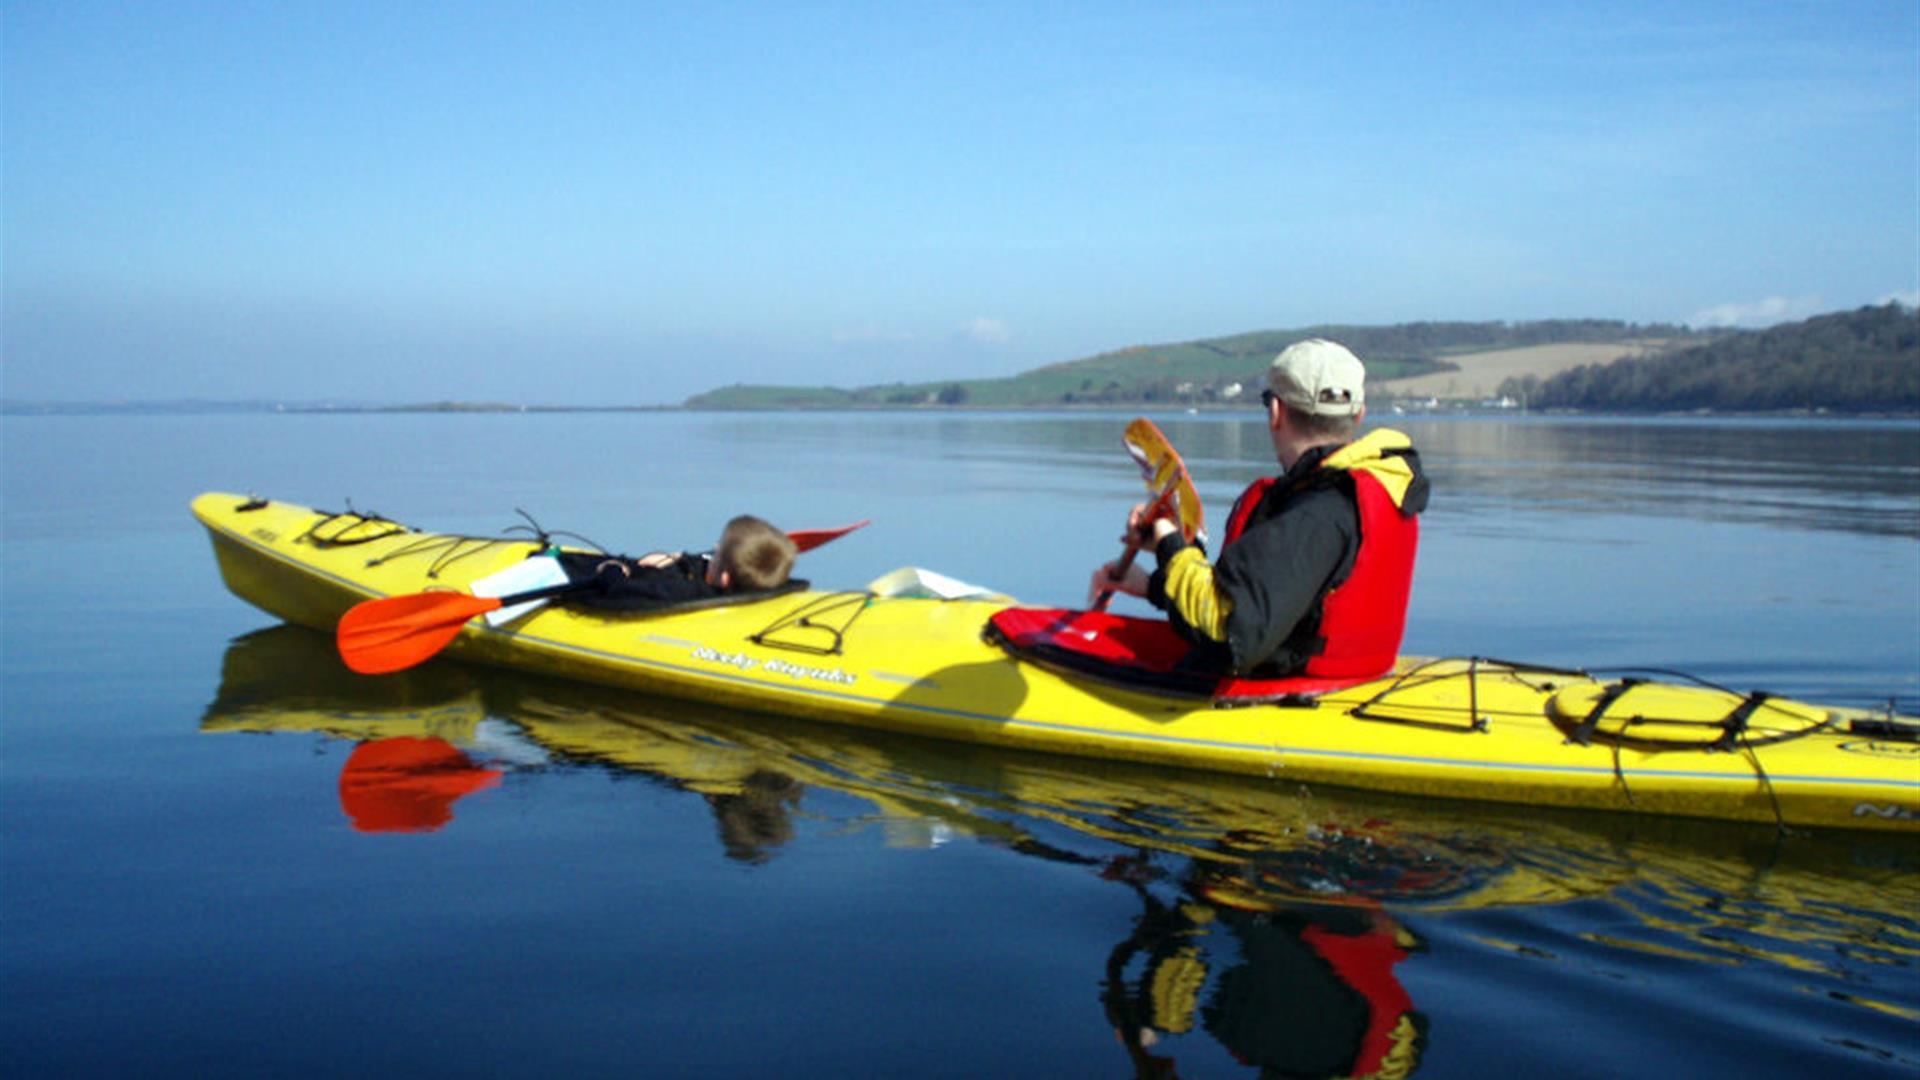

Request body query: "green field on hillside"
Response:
[687, 319, 1688, 409]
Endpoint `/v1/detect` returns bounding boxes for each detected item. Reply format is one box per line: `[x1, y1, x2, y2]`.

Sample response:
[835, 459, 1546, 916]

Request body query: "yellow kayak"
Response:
[192, 491, 1920, 832]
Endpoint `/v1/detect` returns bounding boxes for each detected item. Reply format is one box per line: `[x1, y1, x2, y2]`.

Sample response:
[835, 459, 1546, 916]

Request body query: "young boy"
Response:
[591, 515, 797, 605]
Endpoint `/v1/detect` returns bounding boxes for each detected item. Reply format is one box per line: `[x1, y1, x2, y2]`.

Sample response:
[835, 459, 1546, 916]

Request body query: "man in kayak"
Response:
[589, 514, 798, 604]
[1094, 339, 1429, 678]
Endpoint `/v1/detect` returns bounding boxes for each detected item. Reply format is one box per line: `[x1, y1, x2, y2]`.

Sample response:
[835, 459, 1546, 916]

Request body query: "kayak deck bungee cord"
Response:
[191, 491, 1919, 833]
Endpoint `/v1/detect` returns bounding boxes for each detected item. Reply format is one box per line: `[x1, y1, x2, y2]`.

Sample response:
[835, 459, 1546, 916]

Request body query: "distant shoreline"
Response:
[14, 307, 1910, 418]
[5, 400, 1915, 420]
[0, 401, 682, 416]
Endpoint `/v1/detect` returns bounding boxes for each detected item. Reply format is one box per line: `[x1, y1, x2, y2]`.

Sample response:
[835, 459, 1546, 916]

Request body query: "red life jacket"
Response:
[1220, 468, 1419, 678]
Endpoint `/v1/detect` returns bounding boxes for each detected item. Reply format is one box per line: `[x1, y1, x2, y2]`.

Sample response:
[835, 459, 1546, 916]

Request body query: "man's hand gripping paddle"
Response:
[336, 519, 870, 675]
[1091, 418, 1204, 610]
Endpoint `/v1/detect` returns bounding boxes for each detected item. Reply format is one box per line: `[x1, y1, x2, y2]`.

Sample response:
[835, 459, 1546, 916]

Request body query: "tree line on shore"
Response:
[1498, 304, 1918, 413]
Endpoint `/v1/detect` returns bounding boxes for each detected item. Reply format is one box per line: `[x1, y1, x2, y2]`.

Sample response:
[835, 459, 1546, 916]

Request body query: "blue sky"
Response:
[5, 2, 1916, 406]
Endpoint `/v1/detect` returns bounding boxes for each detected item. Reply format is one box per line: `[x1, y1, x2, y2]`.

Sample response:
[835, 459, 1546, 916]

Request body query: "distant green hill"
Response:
[1504, 304, 1919, 413]
[686, 319, 1691, 409]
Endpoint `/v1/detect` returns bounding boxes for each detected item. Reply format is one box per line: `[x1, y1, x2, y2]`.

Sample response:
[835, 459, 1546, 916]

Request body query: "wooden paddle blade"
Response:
[787, 519, 871, 553]
[336, 591, 503, 675]
[1123, 417, 1179, 486]
[1122, 418, 1205, 542]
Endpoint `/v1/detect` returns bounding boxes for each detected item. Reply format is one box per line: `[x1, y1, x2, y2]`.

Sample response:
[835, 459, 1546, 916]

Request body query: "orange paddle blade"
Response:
[787, 518, 871, 553]
[336, 591, 504, 675]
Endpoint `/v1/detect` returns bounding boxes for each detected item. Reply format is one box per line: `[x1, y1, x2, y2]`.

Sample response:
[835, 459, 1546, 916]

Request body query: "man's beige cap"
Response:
[1267, 339, 1366, 417]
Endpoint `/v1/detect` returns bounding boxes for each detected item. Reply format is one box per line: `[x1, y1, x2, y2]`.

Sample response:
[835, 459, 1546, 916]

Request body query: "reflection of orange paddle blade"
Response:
[338, 737, 502, 833]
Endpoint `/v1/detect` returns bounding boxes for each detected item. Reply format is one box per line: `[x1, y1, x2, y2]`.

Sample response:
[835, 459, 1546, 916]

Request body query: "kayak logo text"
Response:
[690, 645, 857, 687]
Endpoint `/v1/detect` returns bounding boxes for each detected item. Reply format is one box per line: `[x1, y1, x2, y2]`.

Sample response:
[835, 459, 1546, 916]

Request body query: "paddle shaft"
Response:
[490, 578, 597, 608]
[1093, 475, 1183, 611]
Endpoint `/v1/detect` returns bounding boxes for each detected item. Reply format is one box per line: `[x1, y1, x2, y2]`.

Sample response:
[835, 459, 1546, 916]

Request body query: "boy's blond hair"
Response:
[714, 515, 796, 591]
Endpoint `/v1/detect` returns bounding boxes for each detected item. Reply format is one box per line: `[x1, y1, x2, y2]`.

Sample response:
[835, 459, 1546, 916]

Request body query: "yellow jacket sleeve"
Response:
[1160, 546, 1233, 642]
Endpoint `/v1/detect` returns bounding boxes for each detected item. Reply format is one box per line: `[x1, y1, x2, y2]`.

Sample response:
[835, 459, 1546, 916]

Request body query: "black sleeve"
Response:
[1211, 488, 1357, 672]
[569, 552, 721, 606]
[617, 558, 720, 603]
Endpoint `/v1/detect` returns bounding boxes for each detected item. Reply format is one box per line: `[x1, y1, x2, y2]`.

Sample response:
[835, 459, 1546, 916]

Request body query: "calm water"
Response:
[4, 410, 1918, 1077]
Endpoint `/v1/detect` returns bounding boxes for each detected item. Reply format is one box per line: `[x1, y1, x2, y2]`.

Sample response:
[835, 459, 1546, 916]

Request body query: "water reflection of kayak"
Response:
[193, 492, 1919, 832]
[204, 628, 508, 833]
[208, 626, 1456, 1076]
[203, 621, 485, 741]
[201, 626, 1920, 1073]
[202, 627, 1919, 913]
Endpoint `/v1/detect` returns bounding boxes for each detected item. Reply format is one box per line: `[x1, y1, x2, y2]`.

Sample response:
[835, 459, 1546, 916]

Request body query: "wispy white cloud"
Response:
[1878, 289, 1919, 308]
[1687, 295, 1826, 329]
[959, 316, 1011, 345]
[835, 318, 1013, 348]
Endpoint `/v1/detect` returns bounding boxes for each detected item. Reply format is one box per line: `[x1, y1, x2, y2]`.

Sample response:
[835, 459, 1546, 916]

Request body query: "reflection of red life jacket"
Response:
[1221, 469, 1418, 678]
[1300, 923, 1419, 1078]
